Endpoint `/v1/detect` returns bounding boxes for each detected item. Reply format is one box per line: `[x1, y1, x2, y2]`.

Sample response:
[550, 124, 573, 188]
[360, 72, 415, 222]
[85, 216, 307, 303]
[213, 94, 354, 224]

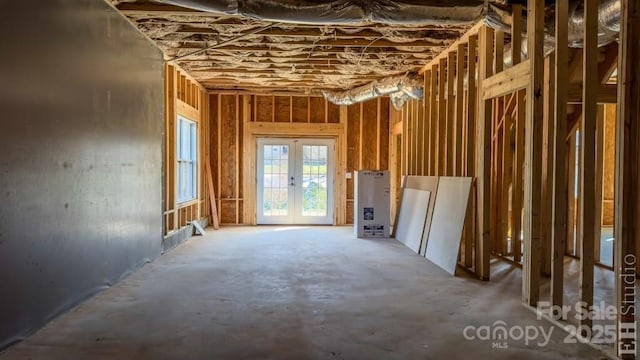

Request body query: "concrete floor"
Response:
[1, 226, 606, 360]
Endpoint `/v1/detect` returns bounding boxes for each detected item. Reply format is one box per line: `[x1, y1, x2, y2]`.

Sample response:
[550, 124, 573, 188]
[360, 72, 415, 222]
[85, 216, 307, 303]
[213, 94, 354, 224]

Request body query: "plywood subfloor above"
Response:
[111, 1, 473, 93]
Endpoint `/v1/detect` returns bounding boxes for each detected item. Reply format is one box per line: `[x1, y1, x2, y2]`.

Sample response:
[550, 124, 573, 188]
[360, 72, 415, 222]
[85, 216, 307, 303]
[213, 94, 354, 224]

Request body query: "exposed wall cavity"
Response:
[0, 0, 164, 349]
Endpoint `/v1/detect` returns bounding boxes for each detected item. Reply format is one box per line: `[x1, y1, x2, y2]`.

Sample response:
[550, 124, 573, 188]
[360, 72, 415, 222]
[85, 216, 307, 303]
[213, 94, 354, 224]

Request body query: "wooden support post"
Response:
[166, 65, 177, 233]
[467, 36, 477, 180]
[567, 131, 578, 256]
[551, 0, 568, 312]
[216, 94, 222, 224]
[522, 0, 544, 306]
[541, 54, 555, 277]
[422, 70, 431, 176]
[493, 30, 505, 255]
[511, 4, 523, 262]
[513, 91, 526, 263]
[438, 58, 447, 176]
[417, 97, 425, 175]
[447, 52, 455, 176]
[501, 103, 513, 256]
[456, 44, 466, 177]
[464, 36, 477, 269]
[430, 65, 438, 176]
[476, 25, 494, 280]
[615, 0, 639, 357]
[594, 105, 605, 263]
[235, 95, 240, 224]
[377, 99, 382, 170]
[578, 0, 598, 334]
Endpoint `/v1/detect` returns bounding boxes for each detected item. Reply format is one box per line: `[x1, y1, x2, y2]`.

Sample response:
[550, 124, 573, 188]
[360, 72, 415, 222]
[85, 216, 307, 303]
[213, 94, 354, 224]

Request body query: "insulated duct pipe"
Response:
[158, 0, 486, 26]
[486, 0, 621, 66]
[329, 0, 623, 108]
[321, 73, 423, 110]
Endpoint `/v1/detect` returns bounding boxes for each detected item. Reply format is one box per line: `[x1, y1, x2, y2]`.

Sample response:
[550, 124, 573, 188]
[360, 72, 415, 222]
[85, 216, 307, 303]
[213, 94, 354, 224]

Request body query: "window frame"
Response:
[176, 115, 198, 204]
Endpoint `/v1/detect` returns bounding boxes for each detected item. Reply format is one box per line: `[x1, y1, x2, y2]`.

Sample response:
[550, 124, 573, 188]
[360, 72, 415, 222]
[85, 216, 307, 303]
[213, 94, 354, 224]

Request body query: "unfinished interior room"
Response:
[1, 0, 638, 359]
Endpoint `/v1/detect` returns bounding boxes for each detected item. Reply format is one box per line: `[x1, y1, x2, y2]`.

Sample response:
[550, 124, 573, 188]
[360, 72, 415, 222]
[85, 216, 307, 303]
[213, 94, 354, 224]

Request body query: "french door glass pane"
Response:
[262, 144, 289, 216]
[301, 145, 328, 216]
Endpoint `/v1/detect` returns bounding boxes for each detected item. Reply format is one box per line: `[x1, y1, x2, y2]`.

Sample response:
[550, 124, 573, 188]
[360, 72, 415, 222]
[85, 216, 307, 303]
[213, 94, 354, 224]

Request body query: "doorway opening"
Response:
[257, 138, 334, 225]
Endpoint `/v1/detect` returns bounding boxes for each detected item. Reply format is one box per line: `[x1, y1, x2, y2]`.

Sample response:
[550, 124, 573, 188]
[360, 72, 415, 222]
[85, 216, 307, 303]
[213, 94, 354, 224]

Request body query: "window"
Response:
[177, 115, 197, 203]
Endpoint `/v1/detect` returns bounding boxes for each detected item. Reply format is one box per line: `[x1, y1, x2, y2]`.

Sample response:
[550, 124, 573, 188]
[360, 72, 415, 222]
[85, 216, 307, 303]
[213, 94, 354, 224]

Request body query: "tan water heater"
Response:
[354, 170, 390, 238]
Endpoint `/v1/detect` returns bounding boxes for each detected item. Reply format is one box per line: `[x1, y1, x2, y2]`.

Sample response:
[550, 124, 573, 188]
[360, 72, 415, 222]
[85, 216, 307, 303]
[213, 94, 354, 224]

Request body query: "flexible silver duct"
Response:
[488, 0, 621, 66]
[158, 0, 486, 25]
[322, 73, 423, 109]
[161, 0, 621, 106]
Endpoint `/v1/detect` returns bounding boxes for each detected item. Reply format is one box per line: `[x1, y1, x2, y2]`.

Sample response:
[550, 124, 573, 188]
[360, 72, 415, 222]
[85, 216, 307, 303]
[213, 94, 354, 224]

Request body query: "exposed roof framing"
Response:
[112, 1, 473, 93]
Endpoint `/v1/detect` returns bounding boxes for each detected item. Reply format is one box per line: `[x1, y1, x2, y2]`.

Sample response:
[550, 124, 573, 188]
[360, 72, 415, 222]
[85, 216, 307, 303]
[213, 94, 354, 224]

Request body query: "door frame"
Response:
[256, 138, 335, 225]
[243, 121, 347, 225]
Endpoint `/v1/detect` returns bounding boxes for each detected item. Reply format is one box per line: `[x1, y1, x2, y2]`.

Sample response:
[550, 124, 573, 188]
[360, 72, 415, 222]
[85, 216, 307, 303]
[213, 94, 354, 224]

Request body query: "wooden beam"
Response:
[541, 54, 555, 277]
[615, 0, 639, 357]
[567, 83, 618, 104]
[594, 105, 605, 263]
[513, 89, 525, 263]
[551, 0, 568, 313]
[438, 58, 447, 176]
[424, 70, 432, 176]
[511, 4, 523, 66]
[501, 97, 513, 257]
[476, 25, 494, 281]
[578, 0, 598, 335]
[464, 34, 477, 269]
[455, 44, 466, 177]
[522, 0, 544, 306]
[430, 65, 439, 176]
[447, 51, 456, 176]
[481, 60, 530, 100]
[598, 42, 620, 84]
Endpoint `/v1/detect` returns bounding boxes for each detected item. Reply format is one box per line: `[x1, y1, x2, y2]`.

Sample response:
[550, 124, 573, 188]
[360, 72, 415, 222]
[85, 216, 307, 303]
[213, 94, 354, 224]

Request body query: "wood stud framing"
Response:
[551, 0, 568, 313]
[164, 63, 212, 236]
[578, 0, 598, 334]
[210, 94, 389, 225]
[522, 0, 544, 307]
[615, 0, 639, 357]
[156, 2, 640, 354]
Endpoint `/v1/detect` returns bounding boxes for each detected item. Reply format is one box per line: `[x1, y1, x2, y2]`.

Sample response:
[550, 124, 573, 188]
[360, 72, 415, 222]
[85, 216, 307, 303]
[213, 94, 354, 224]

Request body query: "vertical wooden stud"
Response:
[456, 44, 466, 177]
[551, 0, 568, 311]
[447, 52, 456, 176]
[439, 58, 447, 176]
[522, 0, 544, 306]
[578, 0, 598, 334]
[476, 25, 494, 280]
[615, 0, 640, 357]
[431, 65, 438, 176]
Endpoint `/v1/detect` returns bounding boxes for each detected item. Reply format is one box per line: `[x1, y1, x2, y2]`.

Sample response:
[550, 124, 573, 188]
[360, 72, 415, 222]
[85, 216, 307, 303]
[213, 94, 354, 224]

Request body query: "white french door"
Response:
[257, 138, 334, 225]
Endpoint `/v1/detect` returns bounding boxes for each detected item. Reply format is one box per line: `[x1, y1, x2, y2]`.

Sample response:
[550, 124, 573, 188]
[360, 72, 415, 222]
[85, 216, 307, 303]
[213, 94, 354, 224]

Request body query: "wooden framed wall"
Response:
[164, 63, 211, 236]
[391, 22, 484, 276]
[394, 3, 637, 352]
[208, 93, 390, 225]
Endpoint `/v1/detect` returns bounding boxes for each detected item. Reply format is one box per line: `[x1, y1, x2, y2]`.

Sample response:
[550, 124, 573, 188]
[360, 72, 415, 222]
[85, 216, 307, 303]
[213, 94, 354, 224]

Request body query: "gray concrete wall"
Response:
[0, 0, 164, 349]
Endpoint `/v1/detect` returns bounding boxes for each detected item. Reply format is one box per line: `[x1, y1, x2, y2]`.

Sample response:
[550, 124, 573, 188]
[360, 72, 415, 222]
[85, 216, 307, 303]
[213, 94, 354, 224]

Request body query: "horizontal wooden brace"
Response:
[482, 60, 530, 100]
[567, 83, 618, 104]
